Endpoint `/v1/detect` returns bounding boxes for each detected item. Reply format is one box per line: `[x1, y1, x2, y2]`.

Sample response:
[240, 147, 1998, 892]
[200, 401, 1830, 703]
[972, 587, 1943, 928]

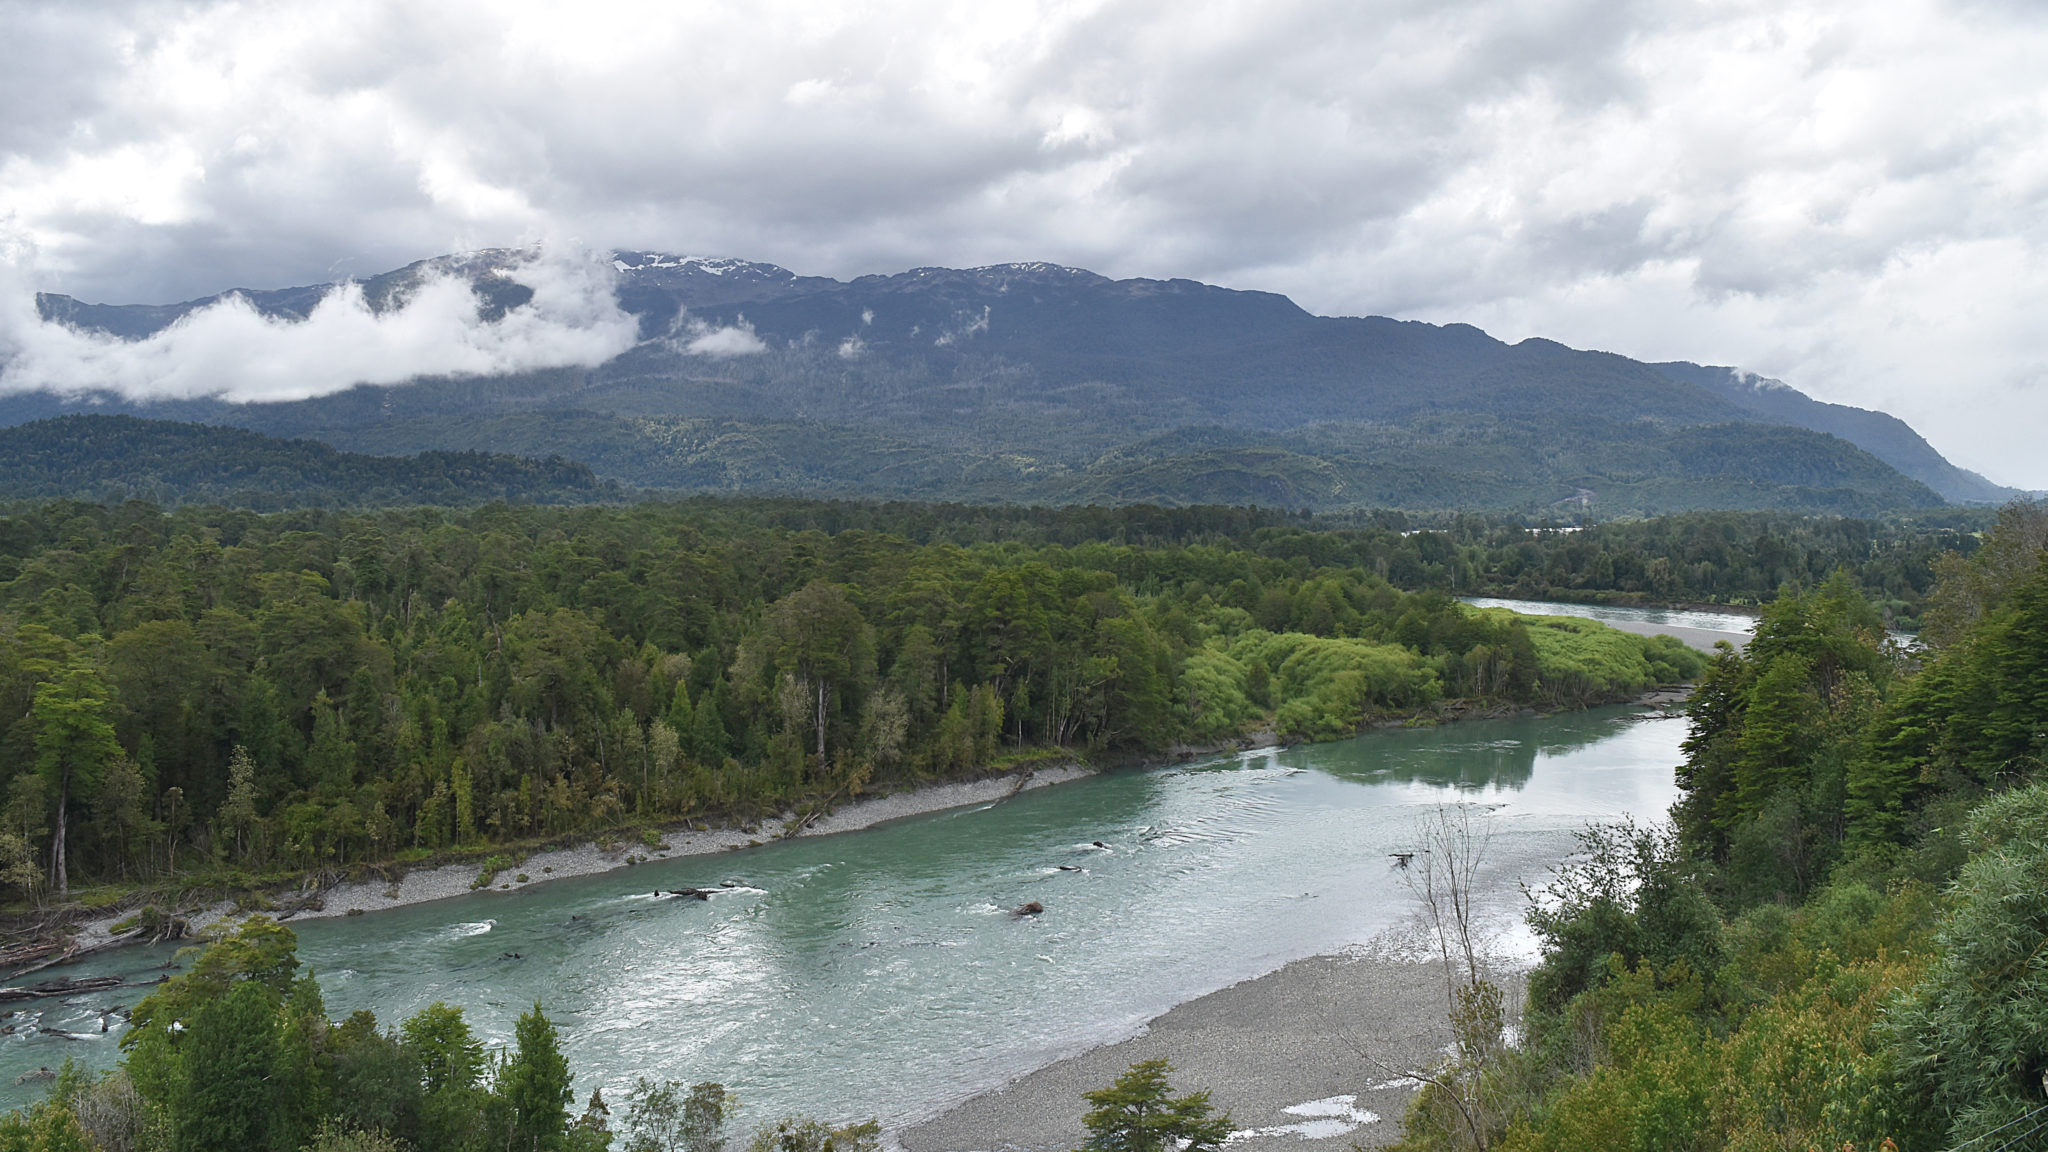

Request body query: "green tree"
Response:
[174, 978, 284, 1152]
[758, 582, 871, 768]
[498, 1002, 574, 1152]
[325, 1009, 423, 1146]
[0, 1100, 96, 1152]
[403, 1002, 487, 1094]
[31, 660, 121, 899]
[621, 1080, 734, 1152]
[217, 745, 261, 863]
[123, 916, 302, 1102]
[404, 1001, 490, 1152]
[1076, 1060, 1232, 1152]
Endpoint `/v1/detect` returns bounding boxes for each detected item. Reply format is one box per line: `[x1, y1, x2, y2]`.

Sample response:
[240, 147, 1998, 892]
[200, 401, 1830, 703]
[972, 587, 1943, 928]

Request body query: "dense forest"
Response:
[0, 417, 619, 510]
[583, 499, 1983, 626]
[0, 497, 1710, 902]
[1392, 500, 2048, 1152]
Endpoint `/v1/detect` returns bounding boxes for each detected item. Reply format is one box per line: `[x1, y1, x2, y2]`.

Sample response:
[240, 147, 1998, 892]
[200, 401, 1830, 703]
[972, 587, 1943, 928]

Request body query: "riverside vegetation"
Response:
[1388, 500, 2048, 1152]
[1, 493, 2021, 1151]
[0, 498, 1722, 906]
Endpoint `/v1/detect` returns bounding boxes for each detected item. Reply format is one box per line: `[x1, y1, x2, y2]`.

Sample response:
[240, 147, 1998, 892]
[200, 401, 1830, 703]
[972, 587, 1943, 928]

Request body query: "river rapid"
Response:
[0, 707, 1687, 1125]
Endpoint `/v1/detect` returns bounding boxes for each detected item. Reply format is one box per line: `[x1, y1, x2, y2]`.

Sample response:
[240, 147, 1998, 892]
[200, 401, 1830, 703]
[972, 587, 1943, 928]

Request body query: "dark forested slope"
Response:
[0, 415, 617, 508]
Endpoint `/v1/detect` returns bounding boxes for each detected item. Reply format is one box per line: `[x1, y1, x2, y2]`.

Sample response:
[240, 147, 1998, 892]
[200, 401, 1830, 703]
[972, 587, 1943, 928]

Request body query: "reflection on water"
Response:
[1302, 708, 1640, 792]
[0, 707, 1685, 1123]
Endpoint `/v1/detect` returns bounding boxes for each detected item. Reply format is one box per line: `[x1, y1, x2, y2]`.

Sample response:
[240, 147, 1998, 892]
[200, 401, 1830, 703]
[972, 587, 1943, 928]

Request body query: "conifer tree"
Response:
[499, 1002, 573, 1151]
[1077, 1060, 1231, 1152]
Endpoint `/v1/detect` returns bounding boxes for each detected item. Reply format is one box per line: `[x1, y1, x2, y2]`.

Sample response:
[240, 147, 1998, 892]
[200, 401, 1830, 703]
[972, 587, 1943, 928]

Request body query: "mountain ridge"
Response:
[15, 251, 2007, 514]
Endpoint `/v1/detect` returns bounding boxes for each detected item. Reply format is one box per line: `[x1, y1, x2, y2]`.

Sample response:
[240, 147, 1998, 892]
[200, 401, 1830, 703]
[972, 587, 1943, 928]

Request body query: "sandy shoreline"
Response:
[62, 762, 1097, 956]
[896, 946, 1475, 1152]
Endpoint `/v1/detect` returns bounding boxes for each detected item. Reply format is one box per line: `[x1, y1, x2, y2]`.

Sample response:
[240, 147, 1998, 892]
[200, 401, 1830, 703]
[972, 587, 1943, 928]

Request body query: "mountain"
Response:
[0, 415, 619, 508]
[12, 251, 1975, 515]
[1649, 362, 2020, 505]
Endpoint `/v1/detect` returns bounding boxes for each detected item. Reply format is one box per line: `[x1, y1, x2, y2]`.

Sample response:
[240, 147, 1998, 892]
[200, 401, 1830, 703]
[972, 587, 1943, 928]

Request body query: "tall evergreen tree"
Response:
[175, 979, 284, 1152]
[499, 1002, 573, 1152]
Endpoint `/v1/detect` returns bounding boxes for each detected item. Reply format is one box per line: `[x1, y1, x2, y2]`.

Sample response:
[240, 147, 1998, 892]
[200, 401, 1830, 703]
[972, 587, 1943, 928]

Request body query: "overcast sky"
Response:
[3, 0, 2045, 487]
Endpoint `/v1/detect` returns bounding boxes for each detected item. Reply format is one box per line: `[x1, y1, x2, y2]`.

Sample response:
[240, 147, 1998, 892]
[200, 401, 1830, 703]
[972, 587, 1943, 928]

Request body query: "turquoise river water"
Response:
[0, 707, 1687, 1125]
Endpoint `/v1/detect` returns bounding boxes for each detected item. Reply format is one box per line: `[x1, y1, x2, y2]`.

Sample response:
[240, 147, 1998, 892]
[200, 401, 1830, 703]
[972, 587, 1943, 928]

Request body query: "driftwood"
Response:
[0, 941, 64, 971]
[0, 942, 80, 983]
[0, 975, 126, 1003]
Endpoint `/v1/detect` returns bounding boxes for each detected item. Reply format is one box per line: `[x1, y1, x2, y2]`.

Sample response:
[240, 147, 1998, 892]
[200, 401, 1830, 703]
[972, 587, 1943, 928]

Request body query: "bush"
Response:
[1888, 782, 2048, 1149]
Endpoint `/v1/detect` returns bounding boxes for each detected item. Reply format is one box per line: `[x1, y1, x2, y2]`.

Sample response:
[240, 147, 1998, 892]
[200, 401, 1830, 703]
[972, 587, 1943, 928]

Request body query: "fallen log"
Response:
[0, 975, 126, 1002]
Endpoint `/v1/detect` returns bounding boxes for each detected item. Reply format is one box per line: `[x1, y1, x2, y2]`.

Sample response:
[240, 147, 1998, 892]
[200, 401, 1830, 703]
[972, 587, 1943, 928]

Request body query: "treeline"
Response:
[581, 500, 1983, 626]
[481, 498, 1981, 623]
[1393, 500, 2048, 1152]
[1451, 509, 1985, 629]
[0, 498, 1702, 900]
[5, 917, 856, 1152]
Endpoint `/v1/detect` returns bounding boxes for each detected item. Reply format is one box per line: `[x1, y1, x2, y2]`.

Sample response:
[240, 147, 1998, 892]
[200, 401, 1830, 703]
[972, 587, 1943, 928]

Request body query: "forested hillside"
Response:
[0, 498, 1704, 898]
[1392, 500, 2048, 1152]
[0, 416, 618, 509]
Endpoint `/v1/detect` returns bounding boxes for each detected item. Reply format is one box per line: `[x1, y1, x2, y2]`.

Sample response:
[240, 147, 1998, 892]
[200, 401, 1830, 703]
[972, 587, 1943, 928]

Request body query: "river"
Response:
[0, 707, 1687, 1124]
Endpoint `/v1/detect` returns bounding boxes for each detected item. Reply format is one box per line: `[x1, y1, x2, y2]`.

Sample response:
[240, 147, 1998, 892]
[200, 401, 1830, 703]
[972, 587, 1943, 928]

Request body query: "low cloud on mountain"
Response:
[0, 247, 638, 402]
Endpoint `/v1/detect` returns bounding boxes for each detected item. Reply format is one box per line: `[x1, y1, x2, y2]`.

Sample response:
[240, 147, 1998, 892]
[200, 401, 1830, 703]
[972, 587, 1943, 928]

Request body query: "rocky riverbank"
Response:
[48, 763, 1097, 963]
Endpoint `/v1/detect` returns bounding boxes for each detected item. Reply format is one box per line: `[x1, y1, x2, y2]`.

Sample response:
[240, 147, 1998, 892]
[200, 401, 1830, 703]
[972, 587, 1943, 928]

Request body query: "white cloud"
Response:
[0, 246, 637, 402]
[2, 0, 2046, 483]
[682, 317, 768, 358]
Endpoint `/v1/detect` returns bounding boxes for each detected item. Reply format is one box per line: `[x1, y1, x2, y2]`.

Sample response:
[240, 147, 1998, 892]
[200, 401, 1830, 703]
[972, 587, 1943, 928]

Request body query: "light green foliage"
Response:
[1076, 1060, 1232, 1152]
[743, 1117, 880, 1152]
[121, 915, 301, 1106]
[1510, 615, 1704, 708]
[0, 1101, 95, 1152]
[31, 657, 120, 896]
[1177, 647, 1258, 741]
[621, 1079, 735, 1152]
[569, 1087, 615, 1152]
[1232, 631, 1438, 741]
[303, 1118, 411, 1152]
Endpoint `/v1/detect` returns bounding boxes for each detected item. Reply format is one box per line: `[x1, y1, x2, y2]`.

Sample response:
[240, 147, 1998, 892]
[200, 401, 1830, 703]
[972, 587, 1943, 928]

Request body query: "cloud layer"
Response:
[3, 0, 2045, 484]
[0, 249, 638, 402]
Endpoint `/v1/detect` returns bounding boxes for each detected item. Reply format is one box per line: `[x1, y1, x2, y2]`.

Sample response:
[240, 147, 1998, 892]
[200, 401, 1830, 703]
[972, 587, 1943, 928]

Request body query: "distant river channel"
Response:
[0, 708, 1687, 1124]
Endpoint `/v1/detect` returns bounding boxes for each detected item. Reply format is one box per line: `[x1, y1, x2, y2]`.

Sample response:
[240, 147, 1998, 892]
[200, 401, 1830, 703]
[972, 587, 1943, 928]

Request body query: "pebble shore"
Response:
[897, 947, 1476, 1152]
[66, 764, 1095, 952]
